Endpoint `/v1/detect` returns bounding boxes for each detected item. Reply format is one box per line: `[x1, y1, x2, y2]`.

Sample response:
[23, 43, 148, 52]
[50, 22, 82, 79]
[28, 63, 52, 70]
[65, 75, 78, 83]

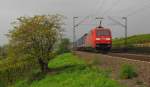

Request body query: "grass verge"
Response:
[12, 53, 122, 87]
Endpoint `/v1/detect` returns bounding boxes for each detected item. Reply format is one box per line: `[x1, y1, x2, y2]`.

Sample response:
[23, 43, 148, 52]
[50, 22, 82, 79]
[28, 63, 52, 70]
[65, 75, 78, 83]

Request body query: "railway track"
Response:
[76, 51, 150, 63]
[107, 52, 150, 62]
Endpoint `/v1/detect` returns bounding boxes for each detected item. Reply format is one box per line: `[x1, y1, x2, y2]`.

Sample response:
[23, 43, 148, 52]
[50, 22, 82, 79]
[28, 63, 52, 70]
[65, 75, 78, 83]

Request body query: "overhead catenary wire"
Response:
[107, 16, 124, 27]
[112, 0, 150, 16]
[77, 0, 150, 27]
[75, 0, 106, 27]
[74, 0, 150, 44]
[75, 0, 150, 30]
[94, 0, 106, 16]
[85, 0, 107, 26]
[126, 2, 150, 17]
[112, 0, 150, 17]
[113, 2, 147, 16]
[106, 0, 150, 26]
[74, 16, 91, 27]
[102, 0, 121, 16]
[94, 0, 103, 13]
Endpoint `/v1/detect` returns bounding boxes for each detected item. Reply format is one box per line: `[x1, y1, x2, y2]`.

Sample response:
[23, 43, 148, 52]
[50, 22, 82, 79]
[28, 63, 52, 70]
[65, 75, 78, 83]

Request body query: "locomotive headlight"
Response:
[106, 38, 111, 40]
[96, 38, 101, 40]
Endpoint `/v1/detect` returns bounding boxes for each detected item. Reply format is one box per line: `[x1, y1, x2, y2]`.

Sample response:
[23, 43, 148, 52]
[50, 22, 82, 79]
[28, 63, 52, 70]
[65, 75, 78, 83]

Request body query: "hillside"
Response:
[113, 34, 150, 47]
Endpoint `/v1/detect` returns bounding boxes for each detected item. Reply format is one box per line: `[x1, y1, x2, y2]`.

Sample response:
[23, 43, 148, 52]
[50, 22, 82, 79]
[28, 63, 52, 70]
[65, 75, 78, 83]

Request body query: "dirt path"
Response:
[75, 51, 150, 87]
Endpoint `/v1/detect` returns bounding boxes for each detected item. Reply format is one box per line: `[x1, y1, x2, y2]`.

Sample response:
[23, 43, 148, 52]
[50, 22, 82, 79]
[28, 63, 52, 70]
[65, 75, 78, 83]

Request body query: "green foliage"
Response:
[0, 54, 39, 86]
[113, 34, 150, 47]
[30, 68, 121, 87]
[11, 80, 29, 87]
[0, 45, 8, 60]
[48, 53, 84, 68]
[7, 14, 64, 73]
[12, 53, 122, 87]
[0, 14, 64, 86]
[120, 64, 137, 79]
[56, 38, 71, 54]
[0, 80, 6, 87]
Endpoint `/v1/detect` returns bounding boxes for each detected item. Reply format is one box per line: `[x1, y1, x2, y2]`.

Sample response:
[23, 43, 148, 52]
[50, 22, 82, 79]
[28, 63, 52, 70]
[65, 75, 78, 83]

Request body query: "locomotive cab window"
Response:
[96, 30, 110, 36]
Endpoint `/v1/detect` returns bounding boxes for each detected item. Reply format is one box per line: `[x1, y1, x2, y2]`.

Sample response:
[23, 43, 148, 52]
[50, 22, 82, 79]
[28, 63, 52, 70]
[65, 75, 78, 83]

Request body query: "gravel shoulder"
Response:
[75, 51, 150, 87]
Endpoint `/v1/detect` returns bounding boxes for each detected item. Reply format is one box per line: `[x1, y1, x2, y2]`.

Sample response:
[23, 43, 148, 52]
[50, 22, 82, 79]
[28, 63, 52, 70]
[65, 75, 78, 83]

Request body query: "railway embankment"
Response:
[75, 51, 150, 87]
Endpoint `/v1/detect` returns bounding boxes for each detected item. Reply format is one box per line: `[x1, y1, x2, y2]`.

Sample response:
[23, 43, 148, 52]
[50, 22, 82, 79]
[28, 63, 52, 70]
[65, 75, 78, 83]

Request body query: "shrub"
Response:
[8, 15, 64, 73]
[120, 64, 137, 79]
[0, 80, 5, 87]
[0, 54, 39, 86]
[26, 69, 45, 83]
[56, 38, 71, 54]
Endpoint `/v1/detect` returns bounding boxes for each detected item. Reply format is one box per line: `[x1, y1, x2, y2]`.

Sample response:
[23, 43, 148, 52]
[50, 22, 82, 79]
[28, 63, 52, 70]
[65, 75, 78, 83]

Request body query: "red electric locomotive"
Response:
[76, 26, 112, 52]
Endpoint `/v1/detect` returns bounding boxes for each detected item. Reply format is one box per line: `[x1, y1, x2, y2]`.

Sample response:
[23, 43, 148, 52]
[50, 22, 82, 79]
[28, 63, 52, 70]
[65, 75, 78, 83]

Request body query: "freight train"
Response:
[75, 26, 112, 52]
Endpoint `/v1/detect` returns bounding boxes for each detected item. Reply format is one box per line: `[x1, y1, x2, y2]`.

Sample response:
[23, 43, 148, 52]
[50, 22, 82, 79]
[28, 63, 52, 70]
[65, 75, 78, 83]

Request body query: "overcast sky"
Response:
[0, 0, 150, 45]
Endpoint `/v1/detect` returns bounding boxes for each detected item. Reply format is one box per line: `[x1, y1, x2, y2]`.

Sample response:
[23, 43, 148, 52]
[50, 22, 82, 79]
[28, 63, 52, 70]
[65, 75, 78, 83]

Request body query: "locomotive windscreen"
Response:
[96, 30, 110, 36]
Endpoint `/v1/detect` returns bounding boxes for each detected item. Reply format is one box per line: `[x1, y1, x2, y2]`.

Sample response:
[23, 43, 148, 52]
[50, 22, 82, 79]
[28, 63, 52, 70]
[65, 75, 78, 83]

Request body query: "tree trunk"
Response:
[38, 58, 50, 73]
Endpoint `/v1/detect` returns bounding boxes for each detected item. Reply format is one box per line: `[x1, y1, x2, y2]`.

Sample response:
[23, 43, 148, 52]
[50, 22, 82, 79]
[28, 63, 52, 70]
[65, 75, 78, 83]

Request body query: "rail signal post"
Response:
[73, 17, 78, 50]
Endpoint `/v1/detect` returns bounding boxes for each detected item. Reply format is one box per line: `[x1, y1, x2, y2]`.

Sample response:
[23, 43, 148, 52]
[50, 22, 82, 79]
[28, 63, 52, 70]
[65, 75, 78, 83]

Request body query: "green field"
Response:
[12, 53, 122, 87]
[113, 34, 150, 47]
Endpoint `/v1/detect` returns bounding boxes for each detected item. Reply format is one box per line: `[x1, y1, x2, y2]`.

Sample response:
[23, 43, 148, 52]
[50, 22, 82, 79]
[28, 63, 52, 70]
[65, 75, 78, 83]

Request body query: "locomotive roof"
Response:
[92, 27, 110, 31]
